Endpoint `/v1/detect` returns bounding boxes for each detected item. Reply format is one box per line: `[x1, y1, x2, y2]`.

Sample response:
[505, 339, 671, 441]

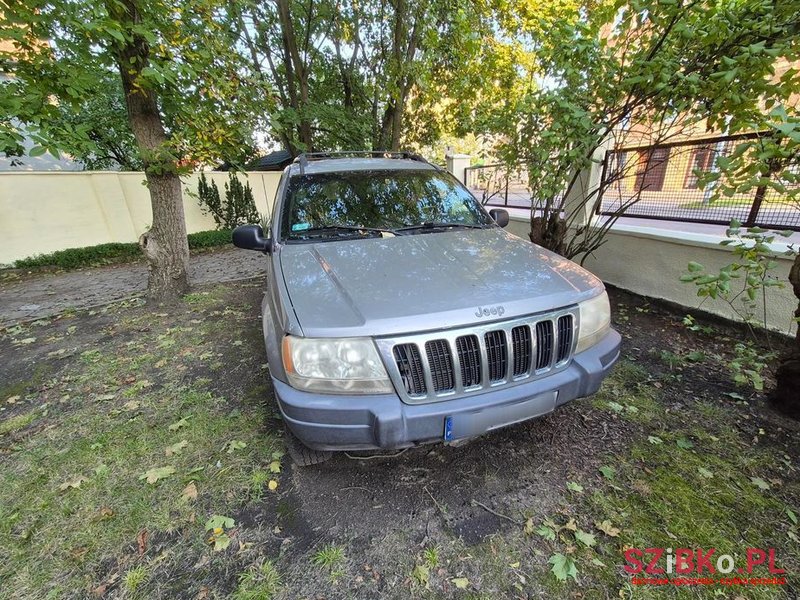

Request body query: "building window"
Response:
[634, 147, 670, 192]
[684, 145, 715, 189]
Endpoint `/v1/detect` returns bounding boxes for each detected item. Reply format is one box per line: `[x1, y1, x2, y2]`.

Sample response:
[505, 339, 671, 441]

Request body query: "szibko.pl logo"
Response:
[624, 547, 786, 586]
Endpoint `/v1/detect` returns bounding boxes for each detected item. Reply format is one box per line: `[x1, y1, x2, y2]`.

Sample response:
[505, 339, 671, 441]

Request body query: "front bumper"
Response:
[274, 329, 621, 451]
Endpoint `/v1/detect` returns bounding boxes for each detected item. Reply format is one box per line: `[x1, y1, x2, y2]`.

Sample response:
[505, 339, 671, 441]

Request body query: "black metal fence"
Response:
[464, 163, 533, 209]
[598, 134, 800, 231]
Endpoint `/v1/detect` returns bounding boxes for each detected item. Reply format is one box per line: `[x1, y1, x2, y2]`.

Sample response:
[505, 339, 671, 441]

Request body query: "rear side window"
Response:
[280, 169, 490, 240]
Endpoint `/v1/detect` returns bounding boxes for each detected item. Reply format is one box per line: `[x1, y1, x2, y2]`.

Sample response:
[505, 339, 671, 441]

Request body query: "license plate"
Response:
[443, 391, 558, 441]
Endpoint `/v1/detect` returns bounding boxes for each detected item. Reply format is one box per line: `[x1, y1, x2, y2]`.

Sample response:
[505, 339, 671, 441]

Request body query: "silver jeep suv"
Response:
[233, 152, 620, 464]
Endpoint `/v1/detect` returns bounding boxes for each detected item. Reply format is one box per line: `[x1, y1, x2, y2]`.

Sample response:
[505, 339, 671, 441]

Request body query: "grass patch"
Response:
[232, 561, 282, 600]
[11, 230, 232, 271]
[0, 409, 38, 435]
[536, 362, 798, 598]
[0, 285, 282, 599]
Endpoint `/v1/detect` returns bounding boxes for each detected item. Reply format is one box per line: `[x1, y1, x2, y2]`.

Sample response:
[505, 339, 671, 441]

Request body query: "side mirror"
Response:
[489, 208, 509, 228]
[233, 224, 272, 253]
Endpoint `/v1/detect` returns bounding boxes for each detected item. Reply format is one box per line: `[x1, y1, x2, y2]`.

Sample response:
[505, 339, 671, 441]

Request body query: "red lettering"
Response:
[676, 548, 694, 574]
[746, 548, 766, 573]
[624, 548, 644, 574]
[695, 548, 716, 574]
[768, 548, 786, 574]
[645, 548, 665, 574]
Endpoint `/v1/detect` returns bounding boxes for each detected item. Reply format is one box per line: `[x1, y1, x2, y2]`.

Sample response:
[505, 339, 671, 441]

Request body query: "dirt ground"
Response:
[1, 281, 798, 599]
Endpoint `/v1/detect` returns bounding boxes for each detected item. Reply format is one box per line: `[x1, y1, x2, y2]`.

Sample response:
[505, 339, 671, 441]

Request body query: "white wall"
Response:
[0, 171, 282, 265]
[507, 215, 798, 336]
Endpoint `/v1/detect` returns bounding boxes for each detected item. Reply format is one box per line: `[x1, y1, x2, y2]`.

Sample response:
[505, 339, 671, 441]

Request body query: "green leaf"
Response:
[451, 577, 470, 589]
[29, 145, 47, 157]
[676, 438, 694, 450]
[225, 440, 247, 453]
[648, 435, 663, 445]
[697, 467, 714, 479]
[750, 477, 771, 491]
[687, 261, 704, 272]
[205, 514, 235, 531]
[165, 440, 188, 456]
[787, 509, 798, 525]
[566, 481, 584, 493]
[140, 466, 176, 484]
[548, 553, 578, 582]
[575, 529, 597, 547]
[607, 401, 624, 413]
[599, 465, 615, 480]
[169, 417, 189, 431]
[536, 524, 556, 541]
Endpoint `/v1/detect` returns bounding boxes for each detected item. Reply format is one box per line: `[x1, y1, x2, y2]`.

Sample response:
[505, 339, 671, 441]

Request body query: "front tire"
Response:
[284, 426, 332, 466]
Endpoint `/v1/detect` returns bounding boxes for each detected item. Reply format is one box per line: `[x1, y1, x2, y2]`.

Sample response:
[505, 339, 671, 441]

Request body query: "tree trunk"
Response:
[107, 0, 189, 302]
[529, 214, 567, 256]
[771, 251, 800, 418]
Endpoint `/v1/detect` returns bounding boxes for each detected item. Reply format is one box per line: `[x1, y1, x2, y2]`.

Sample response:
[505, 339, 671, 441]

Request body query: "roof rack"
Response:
[292, 150, 433, 175]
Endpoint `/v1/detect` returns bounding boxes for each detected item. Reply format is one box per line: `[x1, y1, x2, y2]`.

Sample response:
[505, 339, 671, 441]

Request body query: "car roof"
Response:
[286, 157, 439, 176]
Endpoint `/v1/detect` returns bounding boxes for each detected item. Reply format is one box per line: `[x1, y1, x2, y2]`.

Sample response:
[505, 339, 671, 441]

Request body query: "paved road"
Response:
[0, 248, 267, 326]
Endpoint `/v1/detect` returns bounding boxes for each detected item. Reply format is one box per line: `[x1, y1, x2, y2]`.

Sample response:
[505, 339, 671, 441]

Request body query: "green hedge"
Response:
[13, 230, 233, 270]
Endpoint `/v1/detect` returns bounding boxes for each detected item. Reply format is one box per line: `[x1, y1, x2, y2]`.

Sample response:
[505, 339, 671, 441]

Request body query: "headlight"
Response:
[576, 291, 611, 353]
[282, 336, 393, 394]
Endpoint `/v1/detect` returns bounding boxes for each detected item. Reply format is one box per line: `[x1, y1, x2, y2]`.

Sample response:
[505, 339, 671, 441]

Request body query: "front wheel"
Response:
[284, 425, 332, 466]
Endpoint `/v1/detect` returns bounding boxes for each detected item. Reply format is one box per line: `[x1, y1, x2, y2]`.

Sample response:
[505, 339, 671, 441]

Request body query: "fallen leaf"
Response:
[225, 440, 247, 453]
[676, 437, 694, 450]
[596, 520, 620, 537]
[165, 440, 189, 457]
[698, 467, 714, 479]
[268, 460, 281, 474]
[140, 466, 176, 484]
[182, 482, 198, 502]
[59, 476, 88, 491]
[575, 529, 597, 548]
[205, 515, 235, 531]
[169, 417, 189, 431]
[750, 477, 771, 491]
[451, 577, 469, 589]
[599, 466, 615, 480]
[549, 553, 578, 582]
[536, 525, 556, 541]
[566, 481, 584, 493]
[268, 479, 279, 491]
[137, 529, 148, 555]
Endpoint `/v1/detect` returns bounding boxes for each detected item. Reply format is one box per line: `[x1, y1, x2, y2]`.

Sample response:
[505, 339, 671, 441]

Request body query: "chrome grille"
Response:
[425, 340, 455, 392]
[511, 325, 532, 376]
[556, 315, 573, 363]
[379, 307, 578, 404]
[485, 330, 508, 382]
[393, 343, 426, 396]
[456, 335, 482, 387]
[535, 320, 554, 370]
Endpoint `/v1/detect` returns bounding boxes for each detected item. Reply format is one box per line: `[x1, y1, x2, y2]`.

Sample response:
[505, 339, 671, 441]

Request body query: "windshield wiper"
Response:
[290, 225, 401, 239]
[394, 222, 488, 233]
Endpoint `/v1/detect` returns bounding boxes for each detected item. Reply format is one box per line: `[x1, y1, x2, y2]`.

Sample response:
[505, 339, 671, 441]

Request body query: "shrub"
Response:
[188, 229, 232, 249]
[13, 230, 232, 271]
[14, 242, 141, 270]
[197, 172, 261, 230]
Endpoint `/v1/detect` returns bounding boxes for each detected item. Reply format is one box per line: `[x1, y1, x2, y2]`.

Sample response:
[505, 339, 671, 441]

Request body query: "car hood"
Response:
[278, 228, 604, 338]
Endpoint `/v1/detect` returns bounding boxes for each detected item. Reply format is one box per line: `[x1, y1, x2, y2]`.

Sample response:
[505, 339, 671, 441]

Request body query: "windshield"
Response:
[280, 169, 492, 241]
